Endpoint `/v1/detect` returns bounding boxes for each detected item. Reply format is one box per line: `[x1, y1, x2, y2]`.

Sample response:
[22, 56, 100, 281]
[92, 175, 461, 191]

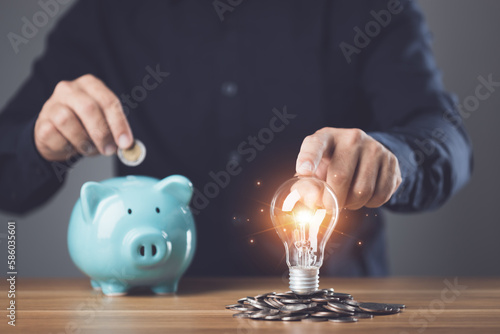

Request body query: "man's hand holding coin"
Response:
[34, 74, 134, 161]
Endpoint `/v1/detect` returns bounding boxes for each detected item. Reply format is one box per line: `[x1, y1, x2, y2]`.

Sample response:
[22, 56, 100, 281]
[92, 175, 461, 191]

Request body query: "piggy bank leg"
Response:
[151, 281, 178, 295]
[90, 279, 101, 291]
[100, 281, 128, 296]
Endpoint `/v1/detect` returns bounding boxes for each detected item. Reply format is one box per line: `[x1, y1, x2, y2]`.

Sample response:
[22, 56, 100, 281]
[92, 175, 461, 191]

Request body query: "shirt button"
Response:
[221, 81, 238, 97]
[228, 150, 242, 164]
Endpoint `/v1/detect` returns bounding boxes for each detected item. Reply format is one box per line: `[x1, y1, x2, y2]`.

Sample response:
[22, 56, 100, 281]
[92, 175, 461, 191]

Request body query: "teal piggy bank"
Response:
[68, 175, 196, 296]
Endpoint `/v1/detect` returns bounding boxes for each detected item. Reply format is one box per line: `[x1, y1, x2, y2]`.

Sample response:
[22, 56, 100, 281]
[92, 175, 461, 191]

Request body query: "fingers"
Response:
[325, 129, 363, 210]
[48, 103, 96, 155]
[296, 130, 332, 176]
[296, 128, 402, 211]
[365, 152, 402, 208]
[35, 74, 134, 162]
[78, 75, 133, 149]
[34, 120, 75, 161]
[343, 142, 382, 210]
[56, 85, 115, 155]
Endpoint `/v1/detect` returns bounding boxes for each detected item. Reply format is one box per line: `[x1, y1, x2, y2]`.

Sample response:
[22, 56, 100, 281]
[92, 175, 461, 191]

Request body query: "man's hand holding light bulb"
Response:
[295, 127, 402, 210]
[271, 127, 402, 294]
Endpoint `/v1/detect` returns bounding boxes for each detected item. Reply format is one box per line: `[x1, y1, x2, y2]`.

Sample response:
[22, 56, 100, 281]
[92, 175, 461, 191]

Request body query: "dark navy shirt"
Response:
[0, 0, 472, 277]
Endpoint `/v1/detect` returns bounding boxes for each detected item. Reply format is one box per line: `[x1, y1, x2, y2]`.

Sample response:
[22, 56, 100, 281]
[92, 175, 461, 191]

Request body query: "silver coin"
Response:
[245, 299, 270, 310]
[323, 307, 355, 316]
[327, 302, 358, 313]
[304, 302, 319, 310]
[225, 304, 241, 309]
[281, 315, 308, 321]
[323, 304, 356, 315]
[250, 311, 271, 319]
[253, 308, 279, 316]
[264, 314, 282, 320]
[328, 317, 358, 323]
[269, 298, 285, 307]
[327, 292, 352, 300]
[255, 292, 275, 299]
[233, 313, 251, 318]
[311, 297, 329, 303]
[343, 299, 361, 307]
[280, 304, 309, 313]
[229, 306, 258, 311]
[281, 298, 311, 304]
[302, 317, 328, 322]
[263, 298, 280, 309]
[275, 293, 296, 298]
[352, 313, 374, 319]
[311, 311, 341, 318]
[298, 290, 326, 297]
[387, 303, 406, 309]
[375, 307, 401, 315]
[358, 302, 391, 313]
[117, 139, 146, 166]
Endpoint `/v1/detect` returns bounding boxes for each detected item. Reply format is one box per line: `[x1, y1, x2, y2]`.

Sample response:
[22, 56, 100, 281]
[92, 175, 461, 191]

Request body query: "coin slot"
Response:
[152, 245, 157, 256]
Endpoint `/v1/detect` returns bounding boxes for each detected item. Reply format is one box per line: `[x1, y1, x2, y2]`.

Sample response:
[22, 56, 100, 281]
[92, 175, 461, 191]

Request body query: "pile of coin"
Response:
[226, 289, 404, 322]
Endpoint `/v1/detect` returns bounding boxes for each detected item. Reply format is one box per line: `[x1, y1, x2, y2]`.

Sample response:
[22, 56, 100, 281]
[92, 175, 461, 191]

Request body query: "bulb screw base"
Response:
[289, 267, 319, 295]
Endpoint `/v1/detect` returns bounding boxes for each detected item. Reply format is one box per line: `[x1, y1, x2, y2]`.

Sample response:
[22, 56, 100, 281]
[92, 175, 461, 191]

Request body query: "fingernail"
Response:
[118, 134, 132, 149]
[298, 161, 314, 174]
[104, 144, 116, 156]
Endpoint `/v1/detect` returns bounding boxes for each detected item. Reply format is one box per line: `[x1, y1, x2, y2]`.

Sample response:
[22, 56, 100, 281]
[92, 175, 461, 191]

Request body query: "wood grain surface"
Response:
[1, 277, 499, 333]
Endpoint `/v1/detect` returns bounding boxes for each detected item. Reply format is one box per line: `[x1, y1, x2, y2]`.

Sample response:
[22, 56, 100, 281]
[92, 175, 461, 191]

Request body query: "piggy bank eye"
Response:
[128, 208, 132, 214]
[155, 207, 160, 213]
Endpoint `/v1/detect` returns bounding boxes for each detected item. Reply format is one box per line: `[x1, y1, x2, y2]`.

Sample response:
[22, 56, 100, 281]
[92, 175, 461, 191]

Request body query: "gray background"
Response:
[0, 0, 498, 277]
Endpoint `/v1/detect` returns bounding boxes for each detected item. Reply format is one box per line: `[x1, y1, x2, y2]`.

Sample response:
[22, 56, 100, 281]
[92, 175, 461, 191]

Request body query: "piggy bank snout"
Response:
[124, 228, 172, 268]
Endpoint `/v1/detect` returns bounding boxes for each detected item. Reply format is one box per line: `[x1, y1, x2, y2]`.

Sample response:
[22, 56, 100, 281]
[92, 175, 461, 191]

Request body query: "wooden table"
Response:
[1, 277, 500, 333]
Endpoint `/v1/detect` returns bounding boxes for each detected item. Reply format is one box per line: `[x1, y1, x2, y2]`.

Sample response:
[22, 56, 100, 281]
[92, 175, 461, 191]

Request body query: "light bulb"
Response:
[270, 176, 339, 294]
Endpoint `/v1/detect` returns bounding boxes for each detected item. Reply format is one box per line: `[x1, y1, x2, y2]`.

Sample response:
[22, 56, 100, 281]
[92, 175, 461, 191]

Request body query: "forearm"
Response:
[0, 0, 106, 213]
[0, 118, 70, 213]
[369, 111, 473, 212]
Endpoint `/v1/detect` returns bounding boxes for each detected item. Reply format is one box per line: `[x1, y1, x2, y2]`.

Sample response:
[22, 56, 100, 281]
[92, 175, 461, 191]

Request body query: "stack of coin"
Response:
[225, 289, 404, 322]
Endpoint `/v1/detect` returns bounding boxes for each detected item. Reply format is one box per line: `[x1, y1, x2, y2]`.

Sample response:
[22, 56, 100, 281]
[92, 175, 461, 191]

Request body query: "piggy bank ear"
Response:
[80, 182, 118, 222]
[155, 175, 193, 205]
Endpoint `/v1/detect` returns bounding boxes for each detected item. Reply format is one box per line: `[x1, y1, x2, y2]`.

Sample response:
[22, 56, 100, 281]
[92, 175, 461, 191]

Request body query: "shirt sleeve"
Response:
[0, 0, 104, 213]
[361, 0, 473, 212]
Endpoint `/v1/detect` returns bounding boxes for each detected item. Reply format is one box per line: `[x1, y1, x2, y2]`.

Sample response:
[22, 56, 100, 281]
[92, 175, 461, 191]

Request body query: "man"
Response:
[0, 0, 472, 277]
